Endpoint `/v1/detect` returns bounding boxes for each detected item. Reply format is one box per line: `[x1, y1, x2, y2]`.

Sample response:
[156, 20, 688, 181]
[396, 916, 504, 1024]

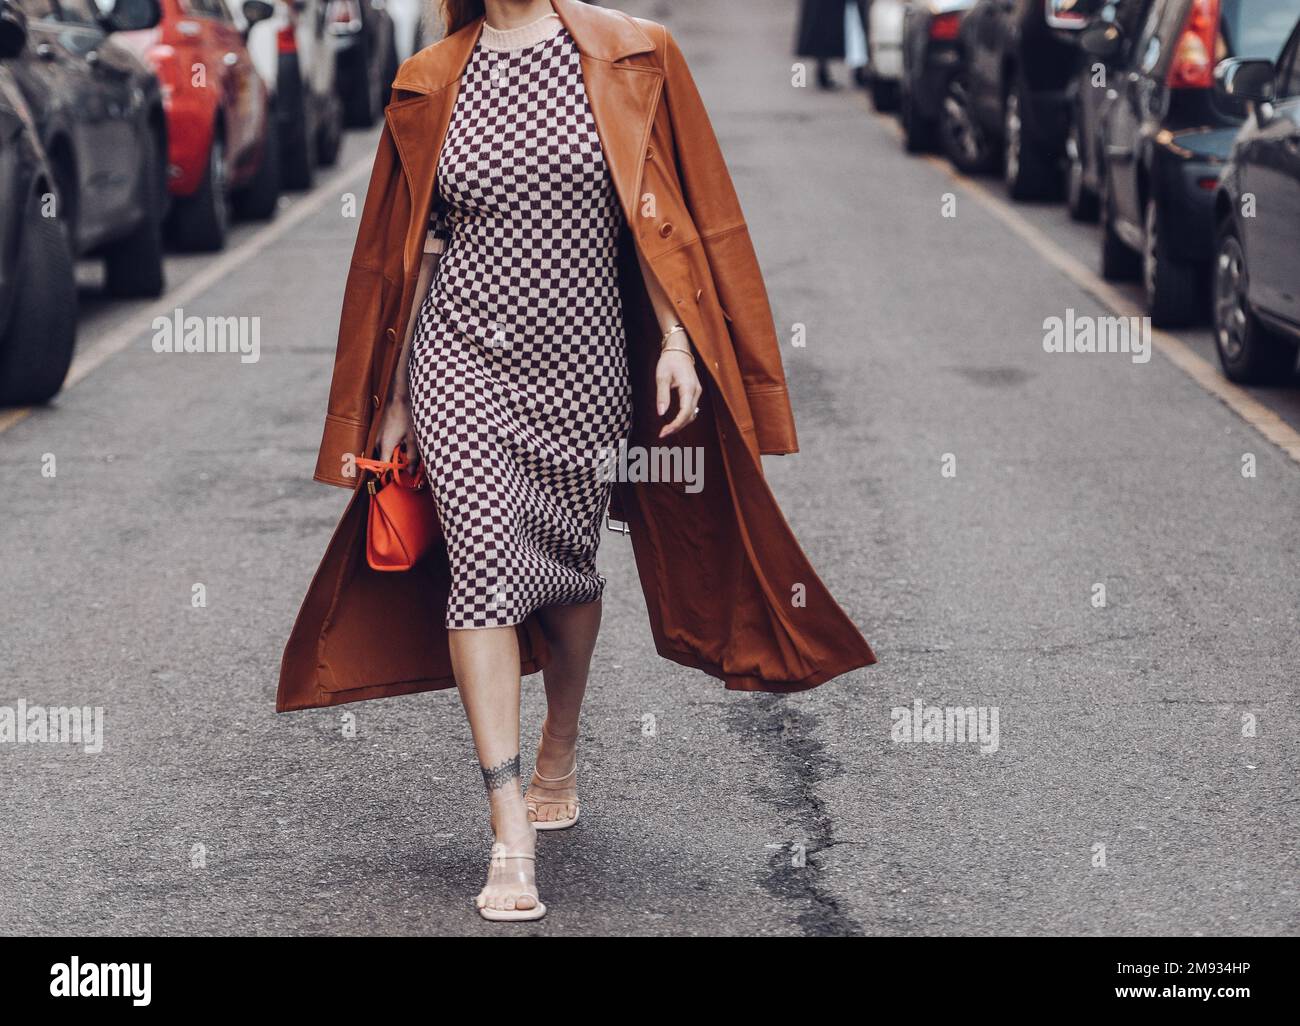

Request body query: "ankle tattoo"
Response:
[480, 755, 521, 792]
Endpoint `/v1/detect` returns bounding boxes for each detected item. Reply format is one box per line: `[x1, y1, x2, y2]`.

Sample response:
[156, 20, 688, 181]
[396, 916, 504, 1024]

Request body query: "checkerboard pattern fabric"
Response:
[407, 27, 632, 630]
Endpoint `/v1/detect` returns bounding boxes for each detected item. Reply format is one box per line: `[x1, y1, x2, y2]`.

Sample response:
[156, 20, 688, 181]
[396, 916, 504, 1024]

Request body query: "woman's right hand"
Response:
[375, 392, 418, 468]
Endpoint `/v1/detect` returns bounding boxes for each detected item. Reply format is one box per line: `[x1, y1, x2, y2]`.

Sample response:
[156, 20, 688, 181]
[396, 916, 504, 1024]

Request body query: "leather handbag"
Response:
[353, 447, 441, 572]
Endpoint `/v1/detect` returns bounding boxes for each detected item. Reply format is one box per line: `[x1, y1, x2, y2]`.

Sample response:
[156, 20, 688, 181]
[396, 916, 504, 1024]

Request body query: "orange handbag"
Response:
[353, 447, 441, 572]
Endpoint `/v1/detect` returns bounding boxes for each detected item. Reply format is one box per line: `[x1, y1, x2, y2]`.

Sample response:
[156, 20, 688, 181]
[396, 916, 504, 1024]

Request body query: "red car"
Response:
[121, 0, 280, 250]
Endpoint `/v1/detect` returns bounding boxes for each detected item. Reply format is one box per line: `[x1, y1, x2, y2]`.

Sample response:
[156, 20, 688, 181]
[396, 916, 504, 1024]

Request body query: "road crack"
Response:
[726, 695, 864, 936]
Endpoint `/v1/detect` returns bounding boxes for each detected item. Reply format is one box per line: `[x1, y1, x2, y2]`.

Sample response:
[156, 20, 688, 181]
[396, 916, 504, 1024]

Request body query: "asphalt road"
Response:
[1, 0, 1296, 937]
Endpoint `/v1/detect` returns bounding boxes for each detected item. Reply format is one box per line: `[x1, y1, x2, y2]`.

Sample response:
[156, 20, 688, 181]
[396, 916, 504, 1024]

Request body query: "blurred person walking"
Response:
[796, 0, 870, 90]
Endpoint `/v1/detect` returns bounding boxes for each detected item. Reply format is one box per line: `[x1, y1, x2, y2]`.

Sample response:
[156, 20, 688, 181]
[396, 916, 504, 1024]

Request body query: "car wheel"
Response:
[103, 128, 166, 299]
[901, 83, 936, 153]
[1003, 83, 1058, 201]
[0, 184, 78, 405]
[169, 130, 228, 252]
[940, 73, 995, 174]
[1065, 117, 1099, 223]
[234, 115, 280, 220]
[1143, 196, 1201, 327]
[1212, 219, 1296, 383]
[870, 74, 899, 113]
[1100, 168, 1140, 281]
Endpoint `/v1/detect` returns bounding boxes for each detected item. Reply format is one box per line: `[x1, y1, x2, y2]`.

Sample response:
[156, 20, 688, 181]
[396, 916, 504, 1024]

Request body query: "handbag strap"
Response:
[355, 447, 425, 489]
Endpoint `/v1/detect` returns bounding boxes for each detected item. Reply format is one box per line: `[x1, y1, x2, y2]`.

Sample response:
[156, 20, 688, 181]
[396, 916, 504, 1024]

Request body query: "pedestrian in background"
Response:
[796, 0, 866, 90]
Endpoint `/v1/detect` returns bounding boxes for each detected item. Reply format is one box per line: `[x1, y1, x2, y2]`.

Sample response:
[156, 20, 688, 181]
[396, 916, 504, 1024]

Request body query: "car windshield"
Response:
[1219, 0, 1299, 60]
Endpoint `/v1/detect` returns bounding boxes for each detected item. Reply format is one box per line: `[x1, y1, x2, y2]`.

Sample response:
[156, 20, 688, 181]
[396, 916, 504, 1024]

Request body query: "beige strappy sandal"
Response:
[475, 842, 546, 923]
[525, 726, 580, 831]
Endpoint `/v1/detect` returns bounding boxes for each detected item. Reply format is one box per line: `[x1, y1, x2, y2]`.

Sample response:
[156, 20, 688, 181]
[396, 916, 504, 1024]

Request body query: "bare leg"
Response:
[527, 599, 602, 824]
[448, 625, 539, 915]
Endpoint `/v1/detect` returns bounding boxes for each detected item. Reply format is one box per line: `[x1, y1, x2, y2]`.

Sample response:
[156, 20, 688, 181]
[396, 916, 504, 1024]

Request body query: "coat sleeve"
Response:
[313, 120, 405, 488]
[660, 28, 798, 456]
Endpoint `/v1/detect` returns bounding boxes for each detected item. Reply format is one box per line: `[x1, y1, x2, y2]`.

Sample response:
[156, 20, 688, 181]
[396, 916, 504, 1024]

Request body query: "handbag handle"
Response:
[356, 446, 424, 490]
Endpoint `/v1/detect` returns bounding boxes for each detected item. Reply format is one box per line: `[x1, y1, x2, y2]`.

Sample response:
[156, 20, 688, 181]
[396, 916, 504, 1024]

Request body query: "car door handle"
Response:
[223, 52, 239, 67]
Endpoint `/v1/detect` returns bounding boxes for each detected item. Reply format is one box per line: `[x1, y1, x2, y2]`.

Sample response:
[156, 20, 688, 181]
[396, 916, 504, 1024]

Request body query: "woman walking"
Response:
[795, 0, 849, 90]
[278, 0, 875, 923]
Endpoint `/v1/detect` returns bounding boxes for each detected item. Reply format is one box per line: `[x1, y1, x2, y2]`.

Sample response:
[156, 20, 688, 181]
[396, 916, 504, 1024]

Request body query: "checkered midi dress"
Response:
[407, 26, 632, 630]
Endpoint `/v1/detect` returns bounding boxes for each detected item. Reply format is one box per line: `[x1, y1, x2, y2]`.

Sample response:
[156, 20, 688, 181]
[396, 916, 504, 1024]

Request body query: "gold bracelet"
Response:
[660, 324, 687, 349]
[661, 346, 695, 365]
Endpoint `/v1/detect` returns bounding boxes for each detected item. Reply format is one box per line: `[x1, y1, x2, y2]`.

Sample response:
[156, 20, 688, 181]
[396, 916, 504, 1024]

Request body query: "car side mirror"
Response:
[99, 0, 162, 32]
[242, 0, 275, 25]
[1079, 22, 1124, 60]
[0, 0, 28, 59]
[1215, 57, 1276, 104]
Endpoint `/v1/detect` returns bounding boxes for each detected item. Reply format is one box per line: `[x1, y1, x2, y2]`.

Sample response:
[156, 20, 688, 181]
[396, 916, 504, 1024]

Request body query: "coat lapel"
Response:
[552, 0, 661, 231]
[384, 19, 481, 278]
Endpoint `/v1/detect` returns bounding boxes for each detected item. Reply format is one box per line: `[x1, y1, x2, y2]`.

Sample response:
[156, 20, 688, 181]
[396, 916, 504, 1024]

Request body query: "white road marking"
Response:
[868, 105, 1300, 465]
[0, 147, 376, 436]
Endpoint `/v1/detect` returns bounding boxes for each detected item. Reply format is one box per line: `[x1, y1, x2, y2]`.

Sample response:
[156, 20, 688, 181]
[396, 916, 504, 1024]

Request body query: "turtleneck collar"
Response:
[479, 11, 563, 52]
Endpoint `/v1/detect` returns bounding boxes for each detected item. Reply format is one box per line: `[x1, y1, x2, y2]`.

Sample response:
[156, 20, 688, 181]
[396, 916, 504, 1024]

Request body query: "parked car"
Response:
[951, 0, 1090, 196]
[1091, 0, 1298, 326]
[1065, 0, 1157, 221]
[1212, 34, 1300, 382]
[239, 0, 341, 190]
[120, 0, 279, 252]
[900, 0, 974, 152]
[867, 0, 906, 111]
[3, 0, 167, 302]
[328, 0, 395, 128]
[0, 1, 78, 403]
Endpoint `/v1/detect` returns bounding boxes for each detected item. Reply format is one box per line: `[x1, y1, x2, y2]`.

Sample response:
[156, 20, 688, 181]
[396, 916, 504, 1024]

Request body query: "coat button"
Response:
[385, 328, 397, 343]
[695, 288, 703, 302]
[659, 222, 674, 238]
[372, 394, 381, 408]
[646, 146, 655, 161]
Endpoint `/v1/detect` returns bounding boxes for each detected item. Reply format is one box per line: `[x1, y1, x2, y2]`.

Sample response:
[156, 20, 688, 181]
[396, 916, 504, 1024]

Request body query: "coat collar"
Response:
[391, 0, 656, 95]
[385, 0, 663, 278]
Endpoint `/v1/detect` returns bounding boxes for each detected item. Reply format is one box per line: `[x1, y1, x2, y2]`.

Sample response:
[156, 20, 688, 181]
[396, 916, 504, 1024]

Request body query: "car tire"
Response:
[940, 73, 996, 174]
[1212, 219, 1296, 383]
[169, 129, 228, 252]
[234, 115, 280, 221]
[0, 185, 78, 405]
[1003, 81, 1058, 201]
[870, 74, 899, 113]
[901, 84, 936, 153]
[103, 129, 166, 299]
[1100, 169, 1140, 281]
[1065, 118, 1099, 223]
[1143, 196, 1200, 328]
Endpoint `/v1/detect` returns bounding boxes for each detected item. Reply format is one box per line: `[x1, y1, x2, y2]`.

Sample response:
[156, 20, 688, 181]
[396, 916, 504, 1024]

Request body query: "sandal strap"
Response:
[489, 849, 536, 862]
[531, 765, 577, 784]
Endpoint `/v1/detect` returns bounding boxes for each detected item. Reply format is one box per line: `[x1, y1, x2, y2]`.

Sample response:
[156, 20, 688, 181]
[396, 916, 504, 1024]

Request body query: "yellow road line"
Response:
[0, 145, 376, 436]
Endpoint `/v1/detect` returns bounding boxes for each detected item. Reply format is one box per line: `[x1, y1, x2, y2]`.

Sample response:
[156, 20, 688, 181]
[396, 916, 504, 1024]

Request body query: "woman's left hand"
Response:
[656, 347, 702, 439]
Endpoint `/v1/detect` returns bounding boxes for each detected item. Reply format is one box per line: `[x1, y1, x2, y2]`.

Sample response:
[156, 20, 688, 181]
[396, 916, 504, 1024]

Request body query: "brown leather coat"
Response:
[276, 0, 875, 712]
